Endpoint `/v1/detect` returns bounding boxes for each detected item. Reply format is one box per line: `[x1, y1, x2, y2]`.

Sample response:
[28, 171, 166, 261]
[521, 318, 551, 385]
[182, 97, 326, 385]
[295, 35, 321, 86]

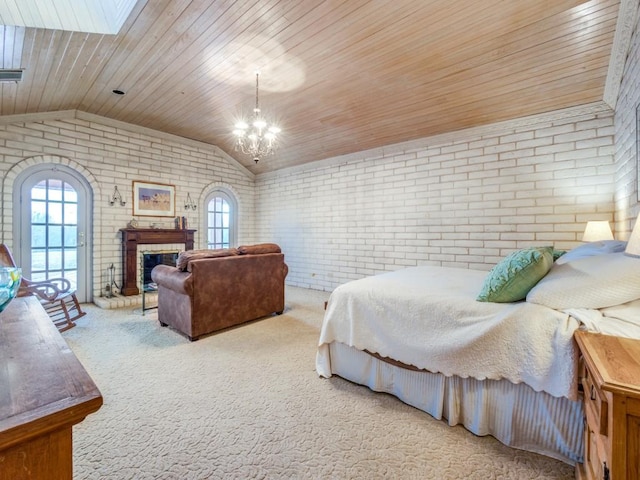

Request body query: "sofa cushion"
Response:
[238, 243, 281, 255]
[176, 248, 238, 271]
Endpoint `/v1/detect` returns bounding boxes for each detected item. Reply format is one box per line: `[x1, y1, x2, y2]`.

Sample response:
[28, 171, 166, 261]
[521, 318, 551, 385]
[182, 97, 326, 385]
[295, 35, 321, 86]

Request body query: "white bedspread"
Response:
[316, 266, 581, 400]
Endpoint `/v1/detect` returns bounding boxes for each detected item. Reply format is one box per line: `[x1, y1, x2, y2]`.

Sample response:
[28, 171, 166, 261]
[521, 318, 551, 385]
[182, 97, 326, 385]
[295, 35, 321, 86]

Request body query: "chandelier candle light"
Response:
[233, 72, 281, 163]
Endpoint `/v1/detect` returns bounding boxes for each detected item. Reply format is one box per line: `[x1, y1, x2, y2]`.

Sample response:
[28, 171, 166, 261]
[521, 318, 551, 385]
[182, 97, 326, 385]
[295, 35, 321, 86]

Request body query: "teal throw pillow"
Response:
[477, 247, 554, 303]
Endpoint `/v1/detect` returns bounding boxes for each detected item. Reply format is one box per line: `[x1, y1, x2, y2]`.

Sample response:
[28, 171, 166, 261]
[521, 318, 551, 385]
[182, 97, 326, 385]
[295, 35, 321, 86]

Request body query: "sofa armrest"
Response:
[151, 264, 193, 295]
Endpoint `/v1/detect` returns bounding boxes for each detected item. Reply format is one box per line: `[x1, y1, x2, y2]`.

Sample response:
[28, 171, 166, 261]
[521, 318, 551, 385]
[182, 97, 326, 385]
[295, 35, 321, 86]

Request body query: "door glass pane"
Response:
[48, 203, 63, 223]
[64, 226, 78, 246]
[31, 271, 46, 282]
[64, 248, 77, 269]
[32, 225, 46, 247]
[64, 204, 78, 224]
[65, 270, 77, 285]
[48, 249, 62, 270]
[48, 226, 63, 247]
[31, 250, 46, 271]
[29, 178, 79, 290]
[32, 182, 47, 200]
[63, 186, 77, 202]
[31, 201, 47, 223]
[47, 179, 63, 200]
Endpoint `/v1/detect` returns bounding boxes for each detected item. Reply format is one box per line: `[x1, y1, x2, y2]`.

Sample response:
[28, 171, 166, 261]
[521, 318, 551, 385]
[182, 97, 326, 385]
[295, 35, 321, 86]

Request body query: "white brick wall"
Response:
[257, 112, 616, 291]
[0, 112, 256, 300]
[614, 13, 640, 237]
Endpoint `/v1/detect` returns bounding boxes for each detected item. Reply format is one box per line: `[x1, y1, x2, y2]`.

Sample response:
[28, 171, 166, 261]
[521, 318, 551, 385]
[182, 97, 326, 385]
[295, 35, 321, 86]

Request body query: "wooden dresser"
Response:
[575, 331, 640, 480]
[0, 296, 102, 479]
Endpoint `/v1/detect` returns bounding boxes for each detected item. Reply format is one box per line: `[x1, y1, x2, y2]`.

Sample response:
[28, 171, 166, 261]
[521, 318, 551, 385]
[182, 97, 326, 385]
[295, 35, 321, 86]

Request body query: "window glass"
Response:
[205, 190, 236, 250]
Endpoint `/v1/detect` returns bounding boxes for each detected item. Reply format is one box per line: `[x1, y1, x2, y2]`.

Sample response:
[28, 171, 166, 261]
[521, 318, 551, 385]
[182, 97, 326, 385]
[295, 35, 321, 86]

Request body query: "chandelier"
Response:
[232, 72, 281, 163]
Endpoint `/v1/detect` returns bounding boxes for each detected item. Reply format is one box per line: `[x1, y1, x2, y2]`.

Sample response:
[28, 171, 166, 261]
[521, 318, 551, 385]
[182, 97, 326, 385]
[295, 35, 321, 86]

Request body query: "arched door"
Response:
[14, 165, 92, 302]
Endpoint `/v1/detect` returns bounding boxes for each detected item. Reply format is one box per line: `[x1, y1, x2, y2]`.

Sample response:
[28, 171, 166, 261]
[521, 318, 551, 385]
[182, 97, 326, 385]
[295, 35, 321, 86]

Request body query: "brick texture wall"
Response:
[614, 12, 640, 237]
[257, 110, 616, 291]
[0, 112, 256, 300]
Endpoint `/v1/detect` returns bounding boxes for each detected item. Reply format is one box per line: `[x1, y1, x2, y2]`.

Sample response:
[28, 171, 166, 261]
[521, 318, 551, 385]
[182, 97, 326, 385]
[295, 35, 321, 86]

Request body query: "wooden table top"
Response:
[0, 296, 102, 451]
[575, 330, 640, 398]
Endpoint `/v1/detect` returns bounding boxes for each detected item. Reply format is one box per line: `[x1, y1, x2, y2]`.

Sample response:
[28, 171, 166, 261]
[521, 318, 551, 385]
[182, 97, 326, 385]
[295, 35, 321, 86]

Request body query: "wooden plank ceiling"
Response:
[0, 0, 621, 174]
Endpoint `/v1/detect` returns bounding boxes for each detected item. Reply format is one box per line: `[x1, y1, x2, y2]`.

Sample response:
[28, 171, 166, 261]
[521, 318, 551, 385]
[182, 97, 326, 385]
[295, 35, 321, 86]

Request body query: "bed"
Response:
[316, 241, 640, 465]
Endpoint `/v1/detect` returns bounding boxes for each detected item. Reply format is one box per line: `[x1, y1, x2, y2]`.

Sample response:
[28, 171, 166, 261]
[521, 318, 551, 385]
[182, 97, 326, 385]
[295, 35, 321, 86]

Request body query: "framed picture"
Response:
[132, 181, 176, 217]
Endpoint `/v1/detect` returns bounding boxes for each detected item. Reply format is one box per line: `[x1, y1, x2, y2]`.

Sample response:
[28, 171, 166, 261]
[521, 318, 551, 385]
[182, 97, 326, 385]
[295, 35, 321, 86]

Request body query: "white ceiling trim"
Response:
[0, 0, 137, 34]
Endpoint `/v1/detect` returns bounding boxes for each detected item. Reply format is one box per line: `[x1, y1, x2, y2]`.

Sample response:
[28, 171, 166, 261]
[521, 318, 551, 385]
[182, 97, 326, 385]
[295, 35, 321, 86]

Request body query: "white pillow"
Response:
[526, 252, 640, 309]
[555, 240, 627, 265]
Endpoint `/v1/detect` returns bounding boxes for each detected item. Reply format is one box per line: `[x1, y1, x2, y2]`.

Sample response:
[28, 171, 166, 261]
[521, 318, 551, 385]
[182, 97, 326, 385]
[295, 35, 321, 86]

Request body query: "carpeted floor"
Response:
[65, 287, 575, 479]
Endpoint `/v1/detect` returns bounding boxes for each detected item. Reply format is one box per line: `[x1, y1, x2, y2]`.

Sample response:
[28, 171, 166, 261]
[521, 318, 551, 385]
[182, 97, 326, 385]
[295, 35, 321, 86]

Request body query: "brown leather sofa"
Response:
[150, 243, 288, 341]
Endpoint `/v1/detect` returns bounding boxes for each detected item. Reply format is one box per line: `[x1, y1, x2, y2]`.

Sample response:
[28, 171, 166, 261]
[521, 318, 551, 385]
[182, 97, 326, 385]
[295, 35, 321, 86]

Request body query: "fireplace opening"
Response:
[141, 250, 179, 314]
[141, 250, 179, 289]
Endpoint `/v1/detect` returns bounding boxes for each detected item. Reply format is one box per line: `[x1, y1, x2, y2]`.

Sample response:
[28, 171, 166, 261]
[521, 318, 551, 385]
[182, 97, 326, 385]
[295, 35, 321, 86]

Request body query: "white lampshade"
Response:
[582, 221, 614, 242]
[625, 220, 640, 257]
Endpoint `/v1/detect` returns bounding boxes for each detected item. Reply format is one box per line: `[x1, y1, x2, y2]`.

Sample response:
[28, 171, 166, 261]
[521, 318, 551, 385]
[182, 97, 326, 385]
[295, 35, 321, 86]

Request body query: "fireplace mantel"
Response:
[120, 228, 196, 296]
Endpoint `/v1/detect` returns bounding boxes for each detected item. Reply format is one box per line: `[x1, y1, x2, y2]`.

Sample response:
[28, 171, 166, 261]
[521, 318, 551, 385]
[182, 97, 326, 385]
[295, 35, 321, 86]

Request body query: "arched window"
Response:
[205, 189, 237, 249]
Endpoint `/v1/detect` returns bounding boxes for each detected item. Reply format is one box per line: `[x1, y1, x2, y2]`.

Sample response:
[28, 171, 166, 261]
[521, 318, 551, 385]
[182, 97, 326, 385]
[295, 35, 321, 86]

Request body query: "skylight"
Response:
[0, 0, 138, 35]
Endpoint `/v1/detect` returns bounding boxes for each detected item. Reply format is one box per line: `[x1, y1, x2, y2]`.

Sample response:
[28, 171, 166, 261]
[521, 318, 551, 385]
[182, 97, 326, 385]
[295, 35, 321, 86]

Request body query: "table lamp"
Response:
[582, 221, 614, 242]
[625, 220, 640, 257]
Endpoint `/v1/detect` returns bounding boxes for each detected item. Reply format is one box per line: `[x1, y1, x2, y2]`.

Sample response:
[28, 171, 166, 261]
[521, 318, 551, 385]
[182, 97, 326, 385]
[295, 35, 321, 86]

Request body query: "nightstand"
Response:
[574, 331, 640, 480]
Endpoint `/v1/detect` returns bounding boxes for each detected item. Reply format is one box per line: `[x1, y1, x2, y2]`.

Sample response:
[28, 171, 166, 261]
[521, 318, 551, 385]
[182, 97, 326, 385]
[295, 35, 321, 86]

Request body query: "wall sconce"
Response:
[109, 186, 126, 206]
[184, 193, 197, 211]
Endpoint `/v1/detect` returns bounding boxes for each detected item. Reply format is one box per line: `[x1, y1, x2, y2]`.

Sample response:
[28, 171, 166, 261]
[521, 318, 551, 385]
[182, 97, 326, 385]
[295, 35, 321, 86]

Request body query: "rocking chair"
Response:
[0, 244, 85, 332]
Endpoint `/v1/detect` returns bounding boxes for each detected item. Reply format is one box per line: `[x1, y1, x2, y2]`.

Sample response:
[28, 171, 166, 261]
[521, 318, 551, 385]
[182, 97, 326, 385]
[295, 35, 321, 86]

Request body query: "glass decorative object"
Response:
[0, 267, 22, 312]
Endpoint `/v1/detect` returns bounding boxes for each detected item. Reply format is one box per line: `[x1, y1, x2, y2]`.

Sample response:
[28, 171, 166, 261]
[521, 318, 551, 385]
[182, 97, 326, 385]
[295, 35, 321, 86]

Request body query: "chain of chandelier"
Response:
[232, 72, 281, 164]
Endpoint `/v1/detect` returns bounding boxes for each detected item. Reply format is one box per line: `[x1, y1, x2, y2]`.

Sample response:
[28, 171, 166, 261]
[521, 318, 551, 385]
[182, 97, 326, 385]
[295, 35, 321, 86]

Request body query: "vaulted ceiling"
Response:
[0, 0, 626, 174]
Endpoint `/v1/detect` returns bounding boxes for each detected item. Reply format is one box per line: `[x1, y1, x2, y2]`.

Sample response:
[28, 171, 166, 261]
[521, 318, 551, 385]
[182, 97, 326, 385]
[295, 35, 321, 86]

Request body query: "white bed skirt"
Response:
[327, 342, 584, 465]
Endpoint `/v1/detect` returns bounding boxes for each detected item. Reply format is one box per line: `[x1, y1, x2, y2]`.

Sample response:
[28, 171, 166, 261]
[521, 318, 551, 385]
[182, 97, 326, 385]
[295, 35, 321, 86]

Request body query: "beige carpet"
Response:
[65, 287, 575, 480]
